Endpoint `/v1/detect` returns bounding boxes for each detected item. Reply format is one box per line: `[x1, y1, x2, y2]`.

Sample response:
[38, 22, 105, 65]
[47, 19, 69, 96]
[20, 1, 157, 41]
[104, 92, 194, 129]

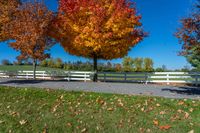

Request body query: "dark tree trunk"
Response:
[93, 55, 98, 82]
[33, 59, 37, 80]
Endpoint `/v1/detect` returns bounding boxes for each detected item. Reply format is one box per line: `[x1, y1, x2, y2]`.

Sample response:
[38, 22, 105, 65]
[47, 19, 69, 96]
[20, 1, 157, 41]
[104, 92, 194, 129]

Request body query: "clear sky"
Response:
[0, 0, 196, 69]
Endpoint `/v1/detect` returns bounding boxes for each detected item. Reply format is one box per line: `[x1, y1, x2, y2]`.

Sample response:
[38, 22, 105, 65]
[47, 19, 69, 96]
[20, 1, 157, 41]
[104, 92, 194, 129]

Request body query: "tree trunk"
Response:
[93, 55, 98, 82]
[33, 59, 37, 80]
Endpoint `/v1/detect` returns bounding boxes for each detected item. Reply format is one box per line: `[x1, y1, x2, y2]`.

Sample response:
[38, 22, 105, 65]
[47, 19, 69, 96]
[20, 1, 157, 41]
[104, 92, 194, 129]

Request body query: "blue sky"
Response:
[0, 0, 196, 69]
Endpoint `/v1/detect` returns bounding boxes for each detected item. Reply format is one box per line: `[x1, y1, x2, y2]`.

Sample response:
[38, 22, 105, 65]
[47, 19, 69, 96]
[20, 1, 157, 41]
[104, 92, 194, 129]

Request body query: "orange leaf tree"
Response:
[0, 0, 20, 41]
[53, 0, 146, 81]
[5, 1, 55, 79]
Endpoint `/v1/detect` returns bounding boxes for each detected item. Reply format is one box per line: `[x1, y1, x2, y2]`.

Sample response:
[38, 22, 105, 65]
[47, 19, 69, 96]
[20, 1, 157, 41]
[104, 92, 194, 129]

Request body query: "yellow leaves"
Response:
[156, 103, 160, 107]
[107, 107, 114, 111]
[188, 130, 194, 133]
[81, 128, 87, 133]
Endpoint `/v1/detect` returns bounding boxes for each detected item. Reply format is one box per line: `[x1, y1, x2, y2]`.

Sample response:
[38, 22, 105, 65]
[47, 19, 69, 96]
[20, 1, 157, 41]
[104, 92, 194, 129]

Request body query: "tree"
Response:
[0, 0, 20, 41]
[47, 58, 55, 68]
[52, 0, 146, 81]
[115, 63, 122, 72]
[133, 57, 143, 72]
[1, 59, 11, 65]
[40, 59, 48, 67]
[54, 58, 63, 68]
[122, 57, 134, 72]
[144, 58, 154, 72]
[176, 1, 200, 69]
[5, 1, 55, 79]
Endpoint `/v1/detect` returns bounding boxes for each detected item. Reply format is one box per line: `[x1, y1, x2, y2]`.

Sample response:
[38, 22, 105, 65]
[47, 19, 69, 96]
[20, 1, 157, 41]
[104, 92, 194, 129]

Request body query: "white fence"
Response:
[1, 71, 200, 85]
[0, 71, 93, 82]
[98, 72, 200, 85]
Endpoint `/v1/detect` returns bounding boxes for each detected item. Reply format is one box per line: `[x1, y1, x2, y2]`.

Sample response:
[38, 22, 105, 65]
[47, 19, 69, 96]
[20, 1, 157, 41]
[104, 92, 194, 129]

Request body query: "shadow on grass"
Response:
[162, 86, 200, 95]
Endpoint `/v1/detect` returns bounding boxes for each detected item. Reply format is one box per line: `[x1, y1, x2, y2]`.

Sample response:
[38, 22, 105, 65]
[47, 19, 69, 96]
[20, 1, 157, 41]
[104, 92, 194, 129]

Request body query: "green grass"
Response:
[0, 65, 64, 72]
[0, 86, 200, 133]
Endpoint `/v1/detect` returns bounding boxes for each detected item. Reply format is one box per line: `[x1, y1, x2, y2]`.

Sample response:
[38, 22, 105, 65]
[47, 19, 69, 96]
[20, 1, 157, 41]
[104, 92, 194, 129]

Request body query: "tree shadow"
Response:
[0, 79, 72, 85]
[162, 86, 200, 95]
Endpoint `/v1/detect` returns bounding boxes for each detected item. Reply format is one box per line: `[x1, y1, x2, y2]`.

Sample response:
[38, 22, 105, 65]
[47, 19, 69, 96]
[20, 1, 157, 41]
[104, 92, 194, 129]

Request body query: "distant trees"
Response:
[1, 59, 11, 65]
[122, 57, 154, 72]
[122, 57, 134, 72]
[133, 58, 143, 72]
[144, 58, 154, 72]
[176, 1, 200, 69]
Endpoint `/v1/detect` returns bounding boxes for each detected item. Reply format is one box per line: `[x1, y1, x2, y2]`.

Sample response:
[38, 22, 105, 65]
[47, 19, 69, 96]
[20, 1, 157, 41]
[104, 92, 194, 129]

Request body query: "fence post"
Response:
[145, 73, 148, 84]
[68, 71, 70, 81]
[167, 73, 170, 85]
[84, 73, 87, 82]
[104, 72, 106, 82]
[195, 75, 198, 86]
[43, 71, 45, 80]
[26, 72, 28, 79]
[124, 73, 127, 81]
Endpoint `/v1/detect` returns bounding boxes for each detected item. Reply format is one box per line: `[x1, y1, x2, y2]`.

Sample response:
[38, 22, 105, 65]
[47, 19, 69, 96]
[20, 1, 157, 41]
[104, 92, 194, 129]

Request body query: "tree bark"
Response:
[93, 55, 98, 82]
[33, 59, 37, 80]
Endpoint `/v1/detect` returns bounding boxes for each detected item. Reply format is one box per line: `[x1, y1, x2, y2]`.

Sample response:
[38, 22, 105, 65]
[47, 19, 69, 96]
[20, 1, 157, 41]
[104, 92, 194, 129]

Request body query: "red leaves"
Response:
[175, 1, 200, 61]
[5, 1, 55, 61]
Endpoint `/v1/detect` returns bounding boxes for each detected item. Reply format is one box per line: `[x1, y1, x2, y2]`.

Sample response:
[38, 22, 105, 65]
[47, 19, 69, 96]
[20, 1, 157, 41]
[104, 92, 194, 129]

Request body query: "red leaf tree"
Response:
[176, 1, 200, 69]
[5, 1, 56, 79]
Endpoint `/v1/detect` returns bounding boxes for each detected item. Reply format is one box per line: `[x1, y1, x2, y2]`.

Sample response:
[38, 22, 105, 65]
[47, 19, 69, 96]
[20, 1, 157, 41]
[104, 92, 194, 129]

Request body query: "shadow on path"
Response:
[162, 86, 200, 95]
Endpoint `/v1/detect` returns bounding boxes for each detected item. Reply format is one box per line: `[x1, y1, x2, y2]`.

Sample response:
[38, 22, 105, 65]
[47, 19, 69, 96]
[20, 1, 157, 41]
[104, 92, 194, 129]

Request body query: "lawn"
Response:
[0, 65, 64, 72]
[0, 86, 199, 133]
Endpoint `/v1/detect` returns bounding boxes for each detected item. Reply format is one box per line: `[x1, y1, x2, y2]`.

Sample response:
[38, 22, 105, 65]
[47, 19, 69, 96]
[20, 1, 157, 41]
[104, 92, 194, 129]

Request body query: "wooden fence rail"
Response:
[98, 72, 200, 85]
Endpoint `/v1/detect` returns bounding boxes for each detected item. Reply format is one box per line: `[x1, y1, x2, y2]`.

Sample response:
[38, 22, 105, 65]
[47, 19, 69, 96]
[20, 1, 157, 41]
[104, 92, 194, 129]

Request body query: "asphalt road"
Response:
[0, 79, 200, 99]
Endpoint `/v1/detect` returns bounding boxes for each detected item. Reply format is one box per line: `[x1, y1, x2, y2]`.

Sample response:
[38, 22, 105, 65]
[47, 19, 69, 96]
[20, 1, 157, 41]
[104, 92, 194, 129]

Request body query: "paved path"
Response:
[0, 79, 200, 99]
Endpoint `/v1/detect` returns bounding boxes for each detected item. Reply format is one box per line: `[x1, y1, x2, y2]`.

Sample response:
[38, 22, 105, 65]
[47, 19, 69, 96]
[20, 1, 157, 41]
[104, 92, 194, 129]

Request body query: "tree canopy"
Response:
[52, 0, 145, 60]
[176, 0, 200, 69]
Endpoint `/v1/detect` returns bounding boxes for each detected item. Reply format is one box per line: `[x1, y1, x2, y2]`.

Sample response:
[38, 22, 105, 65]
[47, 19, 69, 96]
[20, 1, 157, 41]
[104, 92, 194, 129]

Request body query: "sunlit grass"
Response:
[0, 86, 199, 133]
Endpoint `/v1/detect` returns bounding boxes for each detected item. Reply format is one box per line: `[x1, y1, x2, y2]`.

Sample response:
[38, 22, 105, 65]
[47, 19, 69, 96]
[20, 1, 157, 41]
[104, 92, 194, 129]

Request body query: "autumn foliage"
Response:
[53, 0, 145, 60]
[4, 1, 55, 78]
[176, 1, 200, 68]
[0, 0, 20, 41]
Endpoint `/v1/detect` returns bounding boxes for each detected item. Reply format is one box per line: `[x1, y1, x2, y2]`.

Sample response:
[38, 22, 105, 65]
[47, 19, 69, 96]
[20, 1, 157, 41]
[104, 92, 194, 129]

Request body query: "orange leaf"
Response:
[153, 120, 159, 126]
[159, 125, 171, 130]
